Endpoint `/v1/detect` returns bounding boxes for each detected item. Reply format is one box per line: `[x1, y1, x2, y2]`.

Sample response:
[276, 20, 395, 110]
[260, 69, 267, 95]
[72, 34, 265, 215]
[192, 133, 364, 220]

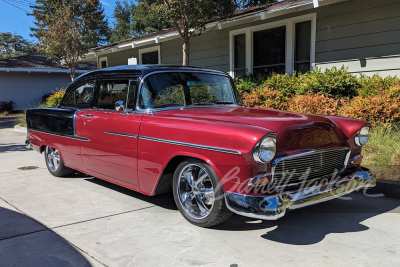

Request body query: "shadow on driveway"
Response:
[0, 206, 92, 267]
[214, 191, 400, 245]
[67, 174, 400, 246]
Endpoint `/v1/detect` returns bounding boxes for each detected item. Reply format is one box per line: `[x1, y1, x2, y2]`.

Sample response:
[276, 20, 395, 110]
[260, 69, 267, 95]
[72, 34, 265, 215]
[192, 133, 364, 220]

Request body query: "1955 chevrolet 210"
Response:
[26, 65, 376, 227]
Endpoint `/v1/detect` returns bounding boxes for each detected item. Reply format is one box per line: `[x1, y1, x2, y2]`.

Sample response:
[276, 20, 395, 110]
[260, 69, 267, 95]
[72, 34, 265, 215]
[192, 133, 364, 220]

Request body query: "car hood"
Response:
[159, 106, 333, 134]
[158, 106, 344, 151]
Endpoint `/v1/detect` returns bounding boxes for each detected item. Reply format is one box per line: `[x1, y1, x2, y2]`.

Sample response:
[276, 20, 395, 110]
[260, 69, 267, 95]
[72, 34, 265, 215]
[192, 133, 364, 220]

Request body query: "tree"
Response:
[145, 0, 236, 65]
[30, 0, 109, 80]
[109, 1, 133, 42]
[109, 0, 170, 43]
[238, 0, 278, 8]
[0, 32, 33, 60]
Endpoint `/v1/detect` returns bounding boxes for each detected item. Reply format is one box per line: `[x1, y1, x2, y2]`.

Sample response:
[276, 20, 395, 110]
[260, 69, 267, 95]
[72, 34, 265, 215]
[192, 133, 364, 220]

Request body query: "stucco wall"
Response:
[0, 71, 73, 110]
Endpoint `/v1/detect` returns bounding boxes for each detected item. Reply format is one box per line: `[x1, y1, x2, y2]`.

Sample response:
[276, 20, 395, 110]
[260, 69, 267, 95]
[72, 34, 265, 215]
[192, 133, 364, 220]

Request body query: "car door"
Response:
[77, 79, 142, 185]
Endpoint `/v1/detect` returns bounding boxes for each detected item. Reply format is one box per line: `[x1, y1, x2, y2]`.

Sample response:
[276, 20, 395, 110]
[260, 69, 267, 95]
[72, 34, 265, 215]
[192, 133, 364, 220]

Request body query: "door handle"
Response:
[84, 113, 93, 117]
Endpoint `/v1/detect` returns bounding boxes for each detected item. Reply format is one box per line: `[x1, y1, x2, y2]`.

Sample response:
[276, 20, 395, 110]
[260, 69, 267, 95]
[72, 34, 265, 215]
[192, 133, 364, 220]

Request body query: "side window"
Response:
[98, 80, 129, 110]
[62, 82, 94, 107]
[97, 80, 136, 110]
[138, 78, 185, 109]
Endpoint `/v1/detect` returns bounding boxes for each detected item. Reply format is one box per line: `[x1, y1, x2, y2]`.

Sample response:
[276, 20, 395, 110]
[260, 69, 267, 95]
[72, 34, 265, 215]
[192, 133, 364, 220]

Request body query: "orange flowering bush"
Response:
[339, 86, 400, 126]
[286, 93, 347, 116]
[242, 86, 288, 110]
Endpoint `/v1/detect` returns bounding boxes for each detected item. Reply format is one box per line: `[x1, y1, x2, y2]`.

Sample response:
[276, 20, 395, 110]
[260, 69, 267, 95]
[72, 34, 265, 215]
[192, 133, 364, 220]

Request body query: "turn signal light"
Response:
[248, 174, 271, 186]
[351, 155, 363, 165]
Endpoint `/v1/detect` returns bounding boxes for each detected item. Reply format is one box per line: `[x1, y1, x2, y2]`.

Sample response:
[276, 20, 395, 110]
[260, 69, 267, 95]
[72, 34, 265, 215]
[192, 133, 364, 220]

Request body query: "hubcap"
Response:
[177, 163, 215, 219]
[46, 147, 60, 172]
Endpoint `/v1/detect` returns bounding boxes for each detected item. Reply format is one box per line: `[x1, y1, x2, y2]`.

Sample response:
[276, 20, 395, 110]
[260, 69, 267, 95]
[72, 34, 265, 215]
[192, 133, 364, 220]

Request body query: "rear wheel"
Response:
[173, 159, 232, 227]
[44, 146, 74, 177]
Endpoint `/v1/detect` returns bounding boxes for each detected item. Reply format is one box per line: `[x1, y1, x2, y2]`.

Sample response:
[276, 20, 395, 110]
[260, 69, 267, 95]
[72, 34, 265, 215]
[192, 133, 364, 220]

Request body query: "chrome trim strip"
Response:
[30, 129, 90, 142]
[139, 135, 241, 155]
[104, 131, 138, 138]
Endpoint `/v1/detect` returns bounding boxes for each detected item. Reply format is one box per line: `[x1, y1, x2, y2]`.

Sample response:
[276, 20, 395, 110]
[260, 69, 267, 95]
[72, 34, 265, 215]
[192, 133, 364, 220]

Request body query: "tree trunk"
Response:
[69, 65, 76, 81]
[182, 37, 190, 66]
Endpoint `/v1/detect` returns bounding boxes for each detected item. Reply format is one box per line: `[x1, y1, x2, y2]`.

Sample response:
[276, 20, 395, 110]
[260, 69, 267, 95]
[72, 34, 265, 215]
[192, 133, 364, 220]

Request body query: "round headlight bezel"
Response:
[355, 126, 370, 147]
[253, 134, 276, 164]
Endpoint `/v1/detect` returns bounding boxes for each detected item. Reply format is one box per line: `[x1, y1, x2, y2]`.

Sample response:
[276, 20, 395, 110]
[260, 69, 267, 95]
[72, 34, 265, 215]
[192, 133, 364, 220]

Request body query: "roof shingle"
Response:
[0, 53, 96, 70]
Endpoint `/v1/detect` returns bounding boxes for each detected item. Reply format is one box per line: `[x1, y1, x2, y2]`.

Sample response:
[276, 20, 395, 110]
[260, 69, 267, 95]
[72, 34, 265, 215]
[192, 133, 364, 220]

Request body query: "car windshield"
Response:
[138, 72, 238, 109]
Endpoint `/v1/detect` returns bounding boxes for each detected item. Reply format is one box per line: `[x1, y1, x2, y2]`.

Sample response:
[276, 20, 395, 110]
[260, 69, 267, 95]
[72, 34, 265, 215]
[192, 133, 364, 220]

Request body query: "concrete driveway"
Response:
[1, 118, 399, 267]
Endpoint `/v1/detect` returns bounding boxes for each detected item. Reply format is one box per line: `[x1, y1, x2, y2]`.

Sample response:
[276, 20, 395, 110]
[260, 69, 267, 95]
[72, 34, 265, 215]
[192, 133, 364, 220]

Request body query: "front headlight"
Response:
[253, 135, 276, 164]
[355, 126, 370, 147]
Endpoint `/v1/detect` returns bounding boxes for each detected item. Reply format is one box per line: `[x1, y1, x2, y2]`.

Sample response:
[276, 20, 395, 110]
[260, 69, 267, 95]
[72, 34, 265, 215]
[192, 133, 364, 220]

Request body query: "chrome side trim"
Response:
[139, 135, 241, 155]
[30, 129, 90, 142]
[104, 131, 138, 138]
[225, 169, 376, 220]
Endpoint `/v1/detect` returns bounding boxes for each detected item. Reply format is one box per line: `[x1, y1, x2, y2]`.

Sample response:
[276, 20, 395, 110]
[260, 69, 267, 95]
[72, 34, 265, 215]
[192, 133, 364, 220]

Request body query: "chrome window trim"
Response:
[136, 70, 239, 112]
[30, 129, 90, 142]
[271, 147, 351, 187]
[139, 135, 241, 155]
[104, 131, 138, 138]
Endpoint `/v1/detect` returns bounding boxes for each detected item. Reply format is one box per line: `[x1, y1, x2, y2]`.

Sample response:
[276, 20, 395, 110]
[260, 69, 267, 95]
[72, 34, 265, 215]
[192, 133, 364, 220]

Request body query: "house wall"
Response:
[100, 0, 400, 77]
[315, 0, 400, 76]
[0, 71, 73, 110]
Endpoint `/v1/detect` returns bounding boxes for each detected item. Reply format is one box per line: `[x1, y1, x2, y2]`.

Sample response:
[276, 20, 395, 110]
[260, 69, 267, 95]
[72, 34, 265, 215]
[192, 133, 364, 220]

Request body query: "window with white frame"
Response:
[230, 14, 315, 77]
[139, 46, 160, 64]
[99, 57, 108, 69]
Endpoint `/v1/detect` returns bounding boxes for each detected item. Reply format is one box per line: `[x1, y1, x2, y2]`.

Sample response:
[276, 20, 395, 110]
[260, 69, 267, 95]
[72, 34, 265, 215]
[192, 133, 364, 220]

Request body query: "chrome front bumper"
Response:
[225, 169, 375, 220]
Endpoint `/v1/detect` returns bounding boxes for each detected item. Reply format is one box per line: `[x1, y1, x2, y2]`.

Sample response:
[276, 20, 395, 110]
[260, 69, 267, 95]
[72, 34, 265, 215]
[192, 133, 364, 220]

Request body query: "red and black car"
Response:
[26, 65, 375, 227]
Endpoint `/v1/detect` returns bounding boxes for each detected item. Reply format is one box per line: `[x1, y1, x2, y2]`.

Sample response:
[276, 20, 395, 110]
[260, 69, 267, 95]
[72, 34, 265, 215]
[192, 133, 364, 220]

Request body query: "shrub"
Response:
[242, 86, 288, 110]
[339, 85, 400, 126]
[45, 88, 66, 107]
[286, 93, 347, 116]
[234, 74, 267, 94]
[358, 74, 399, 97]
[235, 67, 360, 99]
[0, 100, 15, 112]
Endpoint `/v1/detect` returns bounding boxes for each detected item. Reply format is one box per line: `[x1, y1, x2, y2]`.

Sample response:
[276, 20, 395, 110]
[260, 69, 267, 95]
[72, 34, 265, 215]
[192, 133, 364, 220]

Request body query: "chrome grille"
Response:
[272, 148, 350, 186]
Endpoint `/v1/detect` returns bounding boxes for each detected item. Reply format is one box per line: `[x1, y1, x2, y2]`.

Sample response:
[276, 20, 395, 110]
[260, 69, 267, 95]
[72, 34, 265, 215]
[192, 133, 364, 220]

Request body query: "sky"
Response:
[0, 0, 118, 43]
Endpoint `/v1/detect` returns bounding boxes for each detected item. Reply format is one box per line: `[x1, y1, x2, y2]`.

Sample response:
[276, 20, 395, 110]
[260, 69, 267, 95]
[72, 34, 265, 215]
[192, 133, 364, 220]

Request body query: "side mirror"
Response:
[115, 100, 125, 112]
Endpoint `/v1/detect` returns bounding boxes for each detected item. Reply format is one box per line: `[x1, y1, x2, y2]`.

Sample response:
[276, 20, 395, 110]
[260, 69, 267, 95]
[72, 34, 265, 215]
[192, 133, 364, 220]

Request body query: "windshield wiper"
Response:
[191, 101, 234, 106]
[212, 101, 234, 105]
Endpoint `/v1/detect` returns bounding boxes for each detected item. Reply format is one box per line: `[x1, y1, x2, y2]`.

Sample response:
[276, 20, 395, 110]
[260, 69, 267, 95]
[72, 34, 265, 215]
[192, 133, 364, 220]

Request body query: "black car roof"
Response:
[72, 65, 228, 84]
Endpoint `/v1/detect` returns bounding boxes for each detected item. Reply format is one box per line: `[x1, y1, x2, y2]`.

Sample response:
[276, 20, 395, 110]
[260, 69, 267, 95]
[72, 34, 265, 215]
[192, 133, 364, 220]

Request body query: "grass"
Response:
[15, 112, 27, 127]
[363, 125, 400, 182]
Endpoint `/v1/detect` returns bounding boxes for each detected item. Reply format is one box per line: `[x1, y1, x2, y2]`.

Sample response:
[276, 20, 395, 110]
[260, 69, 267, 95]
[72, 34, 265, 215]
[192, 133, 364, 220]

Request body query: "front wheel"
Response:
[44, 146, 74, 177]
[172, 159, 232, 227]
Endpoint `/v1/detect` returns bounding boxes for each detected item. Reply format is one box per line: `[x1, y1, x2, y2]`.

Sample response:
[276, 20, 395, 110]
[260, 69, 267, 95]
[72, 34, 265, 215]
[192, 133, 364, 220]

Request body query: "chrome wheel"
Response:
[177, 163, 215, 219]
[46, 146, 60, 172]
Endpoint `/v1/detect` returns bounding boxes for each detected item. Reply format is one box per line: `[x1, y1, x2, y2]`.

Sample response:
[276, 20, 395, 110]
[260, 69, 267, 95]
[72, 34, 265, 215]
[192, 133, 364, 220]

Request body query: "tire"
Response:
[44, 146, 74, 177]
[172, 159, 232, 227]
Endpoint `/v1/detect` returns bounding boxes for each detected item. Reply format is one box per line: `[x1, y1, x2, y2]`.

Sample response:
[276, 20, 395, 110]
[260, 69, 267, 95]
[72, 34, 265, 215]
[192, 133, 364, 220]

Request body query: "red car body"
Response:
[26, 66, 375, 226]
